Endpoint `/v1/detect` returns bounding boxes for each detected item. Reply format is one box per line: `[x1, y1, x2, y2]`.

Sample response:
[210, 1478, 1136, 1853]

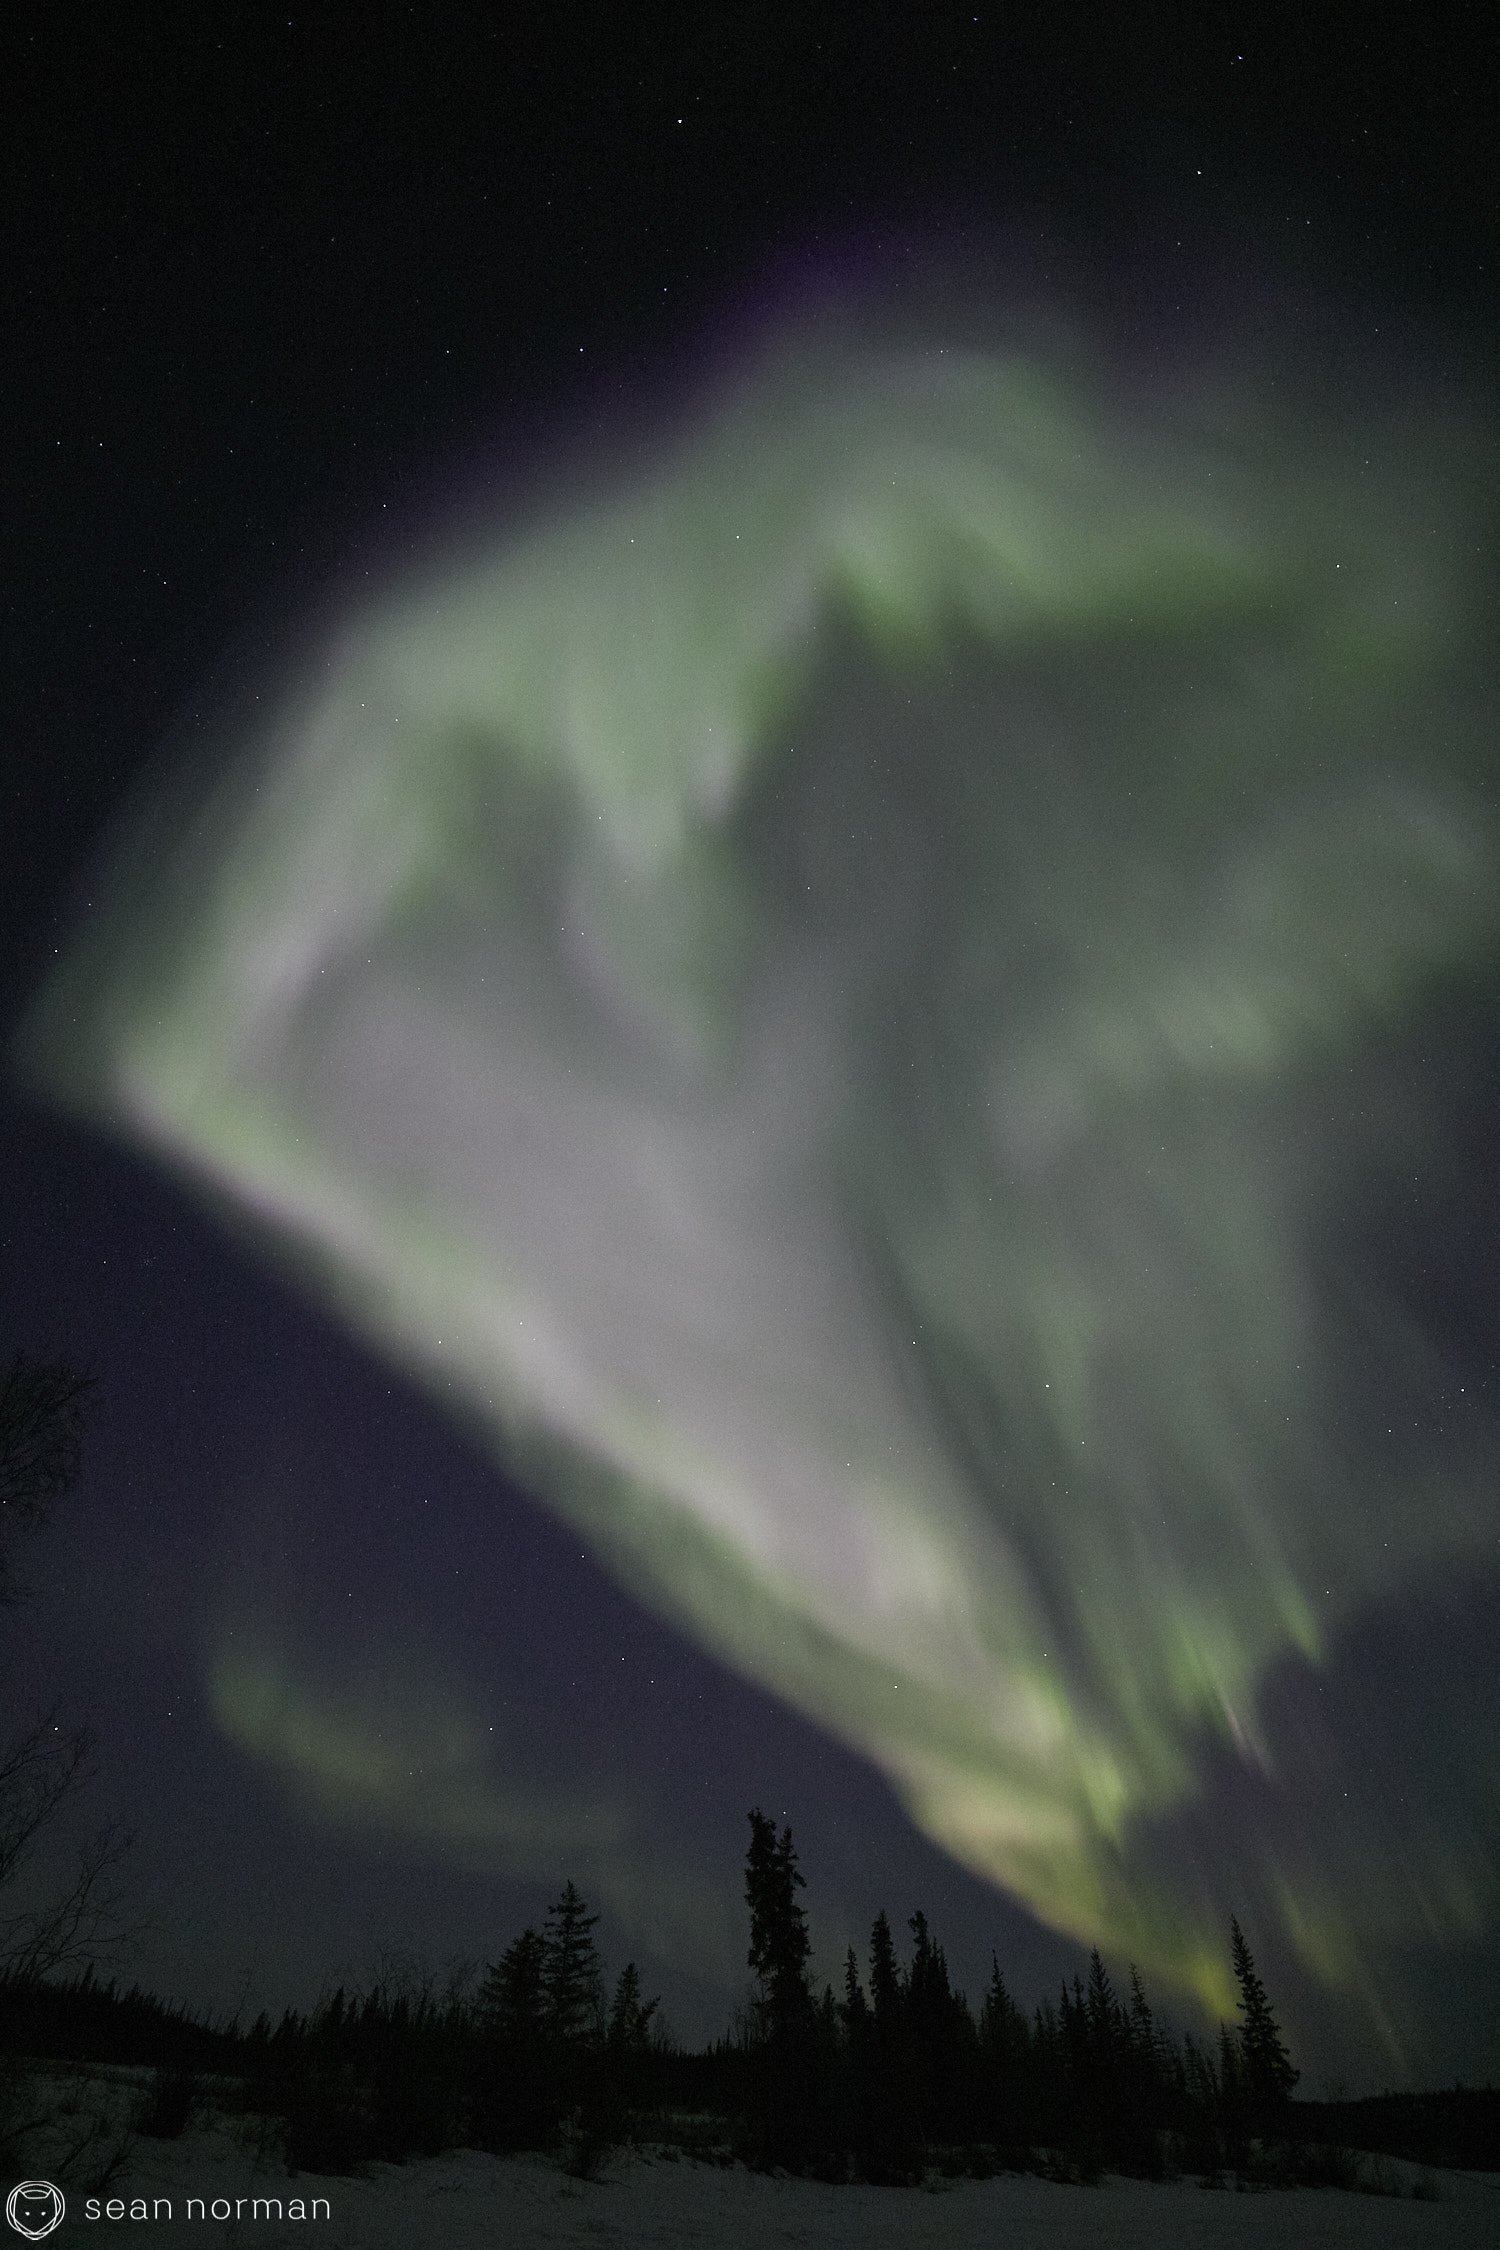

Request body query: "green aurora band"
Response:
[24, 292, 1498, 2036]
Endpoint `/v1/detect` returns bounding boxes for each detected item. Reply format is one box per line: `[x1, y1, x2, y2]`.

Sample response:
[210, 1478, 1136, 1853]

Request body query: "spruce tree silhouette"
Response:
[1125, 1966, 1158, 2074]
[1218, 2018, 1247, 2147]
[863, 1907, 918, 2177]
[475, 1927, 550, 2147]
[837, 1945, 874, 2163]
[595, 1959, 659, 2148]
[841, 1946, 870, 2041]
[605, 1961, 658, 2057]
[1084, 1948, 1117, 2051]
[541, 1880, 603, 2046]
[979, 1955, 1030, 2149]
[478, 1927, 547, 2046]
[1229, 1916, 1299, 2127]
[867, 1908, 901, 2032]
[905, 1910, 974, 2145]
[744, 1810, 812, 2015]
[1082, 1948, 1121, 2151]
[743, 1809, 817, 2166]
[1121, 1964, 1167, 2166]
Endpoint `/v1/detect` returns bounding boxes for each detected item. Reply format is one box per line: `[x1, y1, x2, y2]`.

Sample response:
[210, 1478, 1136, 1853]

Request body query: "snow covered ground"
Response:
[31, 2118, 1500, 2249]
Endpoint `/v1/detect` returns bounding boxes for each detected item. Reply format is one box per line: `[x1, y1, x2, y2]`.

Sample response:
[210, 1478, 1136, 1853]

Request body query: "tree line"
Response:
[5, 1808, 1318, 2184]
[719, 1806, 1299, 2180]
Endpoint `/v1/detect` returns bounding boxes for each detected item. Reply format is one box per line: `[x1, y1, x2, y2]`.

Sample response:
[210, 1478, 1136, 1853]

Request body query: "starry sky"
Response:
[3, 7, 1496, 2092]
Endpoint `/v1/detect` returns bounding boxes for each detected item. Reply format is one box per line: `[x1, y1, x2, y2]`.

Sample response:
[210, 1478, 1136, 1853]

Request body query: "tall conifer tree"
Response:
[744, 1809, 812, 2024]
[541, 1880, 603, 2045]
[1229, 1917, 1298, 2122]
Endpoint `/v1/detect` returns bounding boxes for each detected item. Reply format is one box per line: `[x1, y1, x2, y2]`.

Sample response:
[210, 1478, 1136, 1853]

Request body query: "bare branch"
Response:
[0, 1706, 94, 1892]
[0, 1353, 132, 1992]
[0, 1819, 139, 1986]
[0, 1707, 142, 1985]
[0, 1353, 94, 1602]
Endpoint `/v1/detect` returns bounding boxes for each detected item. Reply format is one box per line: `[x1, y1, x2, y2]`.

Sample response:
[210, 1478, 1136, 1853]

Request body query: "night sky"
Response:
[3, 7, 1496, 2095]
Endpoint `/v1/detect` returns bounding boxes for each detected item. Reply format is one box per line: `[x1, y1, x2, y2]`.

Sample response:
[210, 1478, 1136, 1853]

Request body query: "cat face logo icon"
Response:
[6, 2182, 64, 2241]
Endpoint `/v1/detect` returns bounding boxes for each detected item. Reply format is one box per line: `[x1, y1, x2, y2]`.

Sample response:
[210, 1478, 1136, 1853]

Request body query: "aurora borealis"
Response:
[21, 278, 1498, 2053]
